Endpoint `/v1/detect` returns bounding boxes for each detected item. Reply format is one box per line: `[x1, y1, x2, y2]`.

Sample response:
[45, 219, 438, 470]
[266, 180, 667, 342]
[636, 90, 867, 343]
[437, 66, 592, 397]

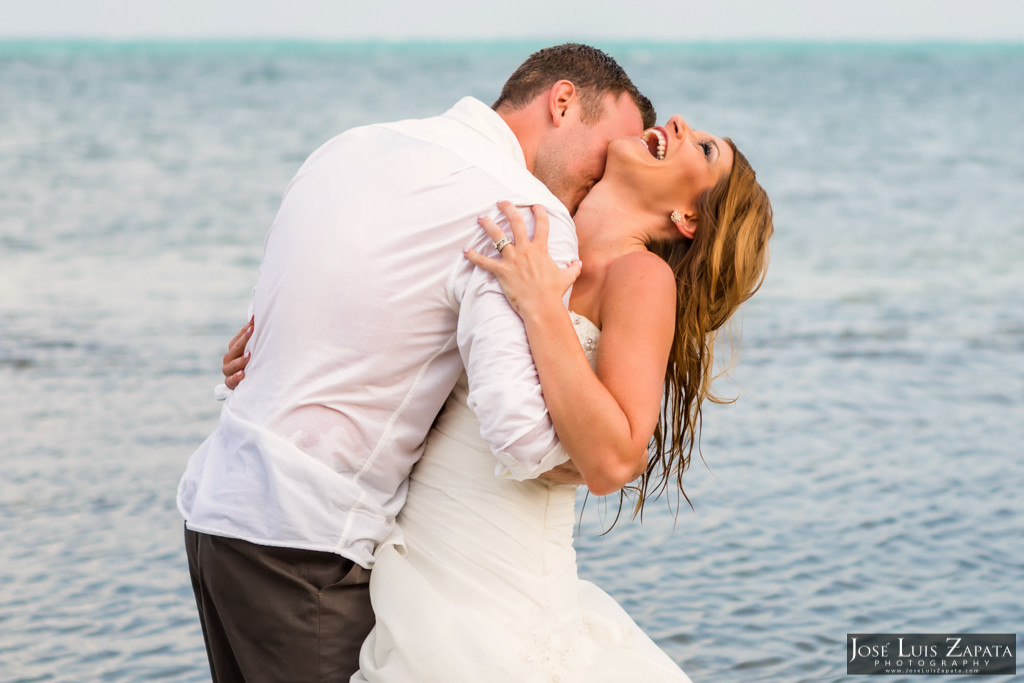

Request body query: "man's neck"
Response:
[495, 106, 540, 175]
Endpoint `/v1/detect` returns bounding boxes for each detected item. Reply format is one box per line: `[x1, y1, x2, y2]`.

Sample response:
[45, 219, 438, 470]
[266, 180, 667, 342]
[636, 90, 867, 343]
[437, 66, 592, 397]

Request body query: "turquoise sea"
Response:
[1, 40, 1022, 681]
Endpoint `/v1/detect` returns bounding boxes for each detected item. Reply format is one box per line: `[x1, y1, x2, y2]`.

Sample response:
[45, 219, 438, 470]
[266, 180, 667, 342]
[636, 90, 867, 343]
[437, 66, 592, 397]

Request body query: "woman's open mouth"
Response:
[641, 127, 667, 160]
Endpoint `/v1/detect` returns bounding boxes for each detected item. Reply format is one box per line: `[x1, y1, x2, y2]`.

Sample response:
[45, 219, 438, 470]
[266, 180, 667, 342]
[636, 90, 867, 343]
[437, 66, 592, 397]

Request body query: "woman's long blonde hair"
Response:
[638, 139, 773, 512]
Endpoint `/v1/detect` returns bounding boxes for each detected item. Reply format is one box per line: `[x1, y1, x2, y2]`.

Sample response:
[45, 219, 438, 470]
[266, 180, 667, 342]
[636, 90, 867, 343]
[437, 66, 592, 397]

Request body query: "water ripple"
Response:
[3, 41, 1023, 682]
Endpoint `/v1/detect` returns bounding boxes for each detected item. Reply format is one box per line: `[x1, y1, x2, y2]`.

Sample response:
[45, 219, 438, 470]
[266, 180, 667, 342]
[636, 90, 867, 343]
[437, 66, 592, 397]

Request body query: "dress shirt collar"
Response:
[443, 97, 527, 170]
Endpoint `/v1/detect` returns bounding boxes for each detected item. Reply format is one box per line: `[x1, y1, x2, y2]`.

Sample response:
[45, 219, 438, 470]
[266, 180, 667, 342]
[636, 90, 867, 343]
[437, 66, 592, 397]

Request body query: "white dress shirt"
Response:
[177, 97, 576, 568]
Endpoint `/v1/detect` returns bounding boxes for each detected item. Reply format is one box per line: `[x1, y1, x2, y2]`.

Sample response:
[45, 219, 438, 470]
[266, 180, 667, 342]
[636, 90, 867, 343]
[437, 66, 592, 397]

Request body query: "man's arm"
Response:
[218, 310, 583, 484]
[465, 203, 666, 495]
[455, 201, 579, 481]
[219, 202, 581, 483]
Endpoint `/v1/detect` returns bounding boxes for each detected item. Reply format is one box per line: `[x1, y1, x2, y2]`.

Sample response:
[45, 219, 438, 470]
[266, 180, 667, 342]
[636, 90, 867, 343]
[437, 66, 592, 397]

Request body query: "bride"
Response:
[357, 116, 770, 682]
[223, 115, 772, 681]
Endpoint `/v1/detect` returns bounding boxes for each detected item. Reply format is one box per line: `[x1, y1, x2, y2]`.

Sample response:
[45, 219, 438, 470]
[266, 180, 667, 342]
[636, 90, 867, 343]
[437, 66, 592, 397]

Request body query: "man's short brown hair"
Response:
[493, 43, 656, 129]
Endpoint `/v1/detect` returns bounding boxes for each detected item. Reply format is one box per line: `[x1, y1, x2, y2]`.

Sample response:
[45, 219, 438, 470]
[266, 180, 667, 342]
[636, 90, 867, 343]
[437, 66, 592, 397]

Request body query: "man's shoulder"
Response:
[300, 98, 499, 169]
[297, 99, 573, 230]
[376, 103, 510, 165]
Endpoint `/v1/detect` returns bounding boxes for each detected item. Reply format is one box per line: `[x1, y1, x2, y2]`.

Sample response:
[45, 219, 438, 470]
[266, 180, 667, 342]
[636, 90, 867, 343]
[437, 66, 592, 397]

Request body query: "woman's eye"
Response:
[699, 141, 713, 158]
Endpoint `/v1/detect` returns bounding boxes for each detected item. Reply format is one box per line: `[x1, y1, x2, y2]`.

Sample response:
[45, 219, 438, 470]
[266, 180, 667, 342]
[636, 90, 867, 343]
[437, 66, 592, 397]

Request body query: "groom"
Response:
[179, 43, 654, 681]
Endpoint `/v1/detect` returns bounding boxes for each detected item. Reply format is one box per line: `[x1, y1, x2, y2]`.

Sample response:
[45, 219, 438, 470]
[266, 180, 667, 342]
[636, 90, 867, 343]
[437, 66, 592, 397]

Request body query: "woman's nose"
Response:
[667, 115, 691, 137]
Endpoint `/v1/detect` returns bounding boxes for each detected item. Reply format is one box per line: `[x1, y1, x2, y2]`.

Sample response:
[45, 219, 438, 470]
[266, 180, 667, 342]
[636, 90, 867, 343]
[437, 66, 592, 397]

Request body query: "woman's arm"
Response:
[221, 317, 254, 389]
[466, 203, 675, 496]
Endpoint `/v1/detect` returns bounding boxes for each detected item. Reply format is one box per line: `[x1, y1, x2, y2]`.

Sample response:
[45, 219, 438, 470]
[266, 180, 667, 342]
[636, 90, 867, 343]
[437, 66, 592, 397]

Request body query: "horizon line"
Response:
[1, 36, 1022, 46]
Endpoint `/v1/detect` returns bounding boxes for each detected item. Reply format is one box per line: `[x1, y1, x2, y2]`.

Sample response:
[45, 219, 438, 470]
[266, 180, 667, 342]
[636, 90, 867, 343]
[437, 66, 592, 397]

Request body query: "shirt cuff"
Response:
[492, 442, 571, 481]
[213, 383, 232, 401]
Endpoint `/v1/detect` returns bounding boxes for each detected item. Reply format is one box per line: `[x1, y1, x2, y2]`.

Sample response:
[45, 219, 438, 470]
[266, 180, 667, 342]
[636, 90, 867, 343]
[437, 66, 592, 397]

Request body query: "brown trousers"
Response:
[185, 526, 374, 682]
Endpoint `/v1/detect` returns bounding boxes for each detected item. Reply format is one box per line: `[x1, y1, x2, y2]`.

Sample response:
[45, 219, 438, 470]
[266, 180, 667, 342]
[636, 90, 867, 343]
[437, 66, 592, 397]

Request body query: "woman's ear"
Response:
[670, 210, 697, 239]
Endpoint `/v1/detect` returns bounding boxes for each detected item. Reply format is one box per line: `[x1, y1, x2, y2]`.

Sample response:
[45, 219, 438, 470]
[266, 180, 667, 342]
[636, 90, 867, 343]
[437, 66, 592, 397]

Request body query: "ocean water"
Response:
[1, 40, 1022, 682]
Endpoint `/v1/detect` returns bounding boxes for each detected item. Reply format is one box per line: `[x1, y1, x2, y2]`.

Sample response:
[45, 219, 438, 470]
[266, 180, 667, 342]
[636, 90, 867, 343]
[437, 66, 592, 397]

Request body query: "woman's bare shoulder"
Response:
[605, 250, 675, 297]
[601, 250, 676, 325]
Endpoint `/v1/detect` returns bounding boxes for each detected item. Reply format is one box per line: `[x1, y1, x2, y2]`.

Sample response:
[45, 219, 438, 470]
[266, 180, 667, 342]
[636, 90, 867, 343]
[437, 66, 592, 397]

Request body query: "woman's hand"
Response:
[222, 317, 253, 390]
[464, 202, 582, 317]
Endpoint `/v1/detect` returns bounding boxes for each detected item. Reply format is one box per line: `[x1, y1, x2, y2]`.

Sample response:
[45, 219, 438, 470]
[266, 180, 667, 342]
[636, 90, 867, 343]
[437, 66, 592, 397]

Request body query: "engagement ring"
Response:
[493, 237, 513, 253]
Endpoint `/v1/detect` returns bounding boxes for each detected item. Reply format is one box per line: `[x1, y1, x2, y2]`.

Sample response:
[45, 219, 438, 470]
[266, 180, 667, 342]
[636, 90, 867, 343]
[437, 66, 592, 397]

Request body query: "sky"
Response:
[1, 0, 1023, 42]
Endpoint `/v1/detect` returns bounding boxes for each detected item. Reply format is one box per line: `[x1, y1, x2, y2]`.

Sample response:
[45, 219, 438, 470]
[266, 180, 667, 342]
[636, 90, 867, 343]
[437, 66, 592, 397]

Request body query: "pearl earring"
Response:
[670, 211, 683, 224]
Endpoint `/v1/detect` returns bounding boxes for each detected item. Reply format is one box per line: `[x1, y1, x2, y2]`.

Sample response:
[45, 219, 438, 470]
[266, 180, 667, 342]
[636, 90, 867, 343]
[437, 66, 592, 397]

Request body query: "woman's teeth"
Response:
[642, 129, 666, 160]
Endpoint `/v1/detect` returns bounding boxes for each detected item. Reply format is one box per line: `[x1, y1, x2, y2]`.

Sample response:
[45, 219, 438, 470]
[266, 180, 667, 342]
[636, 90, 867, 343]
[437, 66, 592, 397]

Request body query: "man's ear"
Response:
[548, 80, 577, 127]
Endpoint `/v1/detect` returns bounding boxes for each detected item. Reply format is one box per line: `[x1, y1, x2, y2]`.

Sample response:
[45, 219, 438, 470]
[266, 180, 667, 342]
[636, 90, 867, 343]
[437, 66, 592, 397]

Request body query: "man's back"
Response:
[178, 97, 577, 567]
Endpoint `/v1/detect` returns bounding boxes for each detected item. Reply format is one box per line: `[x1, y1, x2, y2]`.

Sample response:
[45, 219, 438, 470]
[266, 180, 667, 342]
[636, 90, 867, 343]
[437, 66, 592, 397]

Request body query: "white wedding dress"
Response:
[353, 313, 692, 682]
